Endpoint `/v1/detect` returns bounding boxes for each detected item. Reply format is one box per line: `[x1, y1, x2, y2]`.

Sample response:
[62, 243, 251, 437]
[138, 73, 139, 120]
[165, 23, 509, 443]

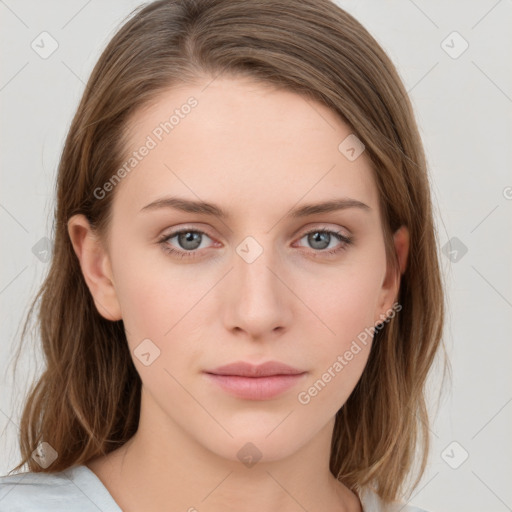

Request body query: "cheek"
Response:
[110, 245, 216, 374]
[293, 262, 382, 403]
[295, 286, 376, 414]
[301, 262, 383, 344]
[109, 244, 180, 340]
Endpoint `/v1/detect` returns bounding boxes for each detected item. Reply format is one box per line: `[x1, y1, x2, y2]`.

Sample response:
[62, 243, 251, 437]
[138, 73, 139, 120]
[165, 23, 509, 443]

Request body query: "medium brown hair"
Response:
[8, 0, 449, 504]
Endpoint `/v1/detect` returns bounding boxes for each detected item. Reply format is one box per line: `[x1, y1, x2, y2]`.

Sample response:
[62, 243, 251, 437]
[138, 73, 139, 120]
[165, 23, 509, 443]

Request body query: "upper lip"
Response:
[206, 361, 305, 377]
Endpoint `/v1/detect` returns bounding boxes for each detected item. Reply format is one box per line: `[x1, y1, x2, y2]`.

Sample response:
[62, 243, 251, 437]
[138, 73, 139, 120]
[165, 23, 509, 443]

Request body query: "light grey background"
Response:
[1, 1, 511, 511]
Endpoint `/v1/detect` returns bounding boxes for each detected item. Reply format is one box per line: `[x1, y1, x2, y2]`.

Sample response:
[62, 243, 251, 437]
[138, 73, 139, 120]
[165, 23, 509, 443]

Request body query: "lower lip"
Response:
[204, 372, 307, 400]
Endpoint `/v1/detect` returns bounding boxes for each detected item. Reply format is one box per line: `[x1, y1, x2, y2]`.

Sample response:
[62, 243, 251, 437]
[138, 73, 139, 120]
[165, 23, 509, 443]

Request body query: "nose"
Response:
[221, 236, 293, 340]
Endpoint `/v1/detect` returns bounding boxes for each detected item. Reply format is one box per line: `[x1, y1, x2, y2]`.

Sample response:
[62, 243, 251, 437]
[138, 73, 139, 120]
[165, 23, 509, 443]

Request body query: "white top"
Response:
[0, 464, 429, 512]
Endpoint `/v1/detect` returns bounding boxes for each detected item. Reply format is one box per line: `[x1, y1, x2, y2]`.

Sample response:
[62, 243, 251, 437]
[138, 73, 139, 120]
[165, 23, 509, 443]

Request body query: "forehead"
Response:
[114, 76, 380, 222]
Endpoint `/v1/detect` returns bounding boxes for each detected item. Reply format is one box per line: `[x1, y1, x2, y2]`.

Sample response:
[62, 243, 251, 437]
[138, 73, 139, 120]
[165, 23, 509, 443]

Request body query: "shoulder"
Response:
[357, 486, 431, 512]
[0, 465, 121, 512]
[0, 470, 75, 512]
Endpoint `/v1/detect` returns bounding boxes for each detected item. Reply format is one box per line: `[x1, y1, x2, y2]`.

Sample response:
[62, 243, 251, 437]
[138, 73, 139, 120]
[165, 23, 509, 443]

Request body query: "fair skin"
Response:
[68, 76, 409, 512]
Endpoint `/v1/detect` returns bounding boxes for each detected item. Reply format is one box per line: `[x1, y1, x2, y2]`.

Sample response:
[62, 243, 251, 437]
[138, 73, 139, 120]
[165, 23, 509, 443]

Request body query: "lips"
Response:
[206, 361, 305, 377]
[204, 361, 307, 400]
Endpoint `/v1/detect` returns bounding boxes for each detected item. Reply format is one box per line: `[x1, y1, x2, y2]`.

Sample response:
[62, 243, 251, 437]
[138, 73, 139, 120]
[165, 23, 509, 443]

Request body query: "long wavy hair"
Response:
[7, 0, 449, 504]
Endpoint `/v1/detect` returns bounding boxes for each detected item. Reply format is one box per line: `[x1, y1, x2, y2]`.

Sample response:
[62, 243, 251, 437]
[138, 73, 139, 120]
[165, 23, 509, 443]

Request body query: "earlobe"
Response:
[67, 214, 122, 321]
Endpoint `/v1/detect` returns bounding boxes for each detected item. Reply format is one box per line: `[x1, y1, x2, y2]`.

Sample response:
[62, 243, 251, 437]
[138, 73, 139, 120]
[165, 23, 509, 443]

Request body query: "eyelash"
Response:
[157, 227, 353, 260]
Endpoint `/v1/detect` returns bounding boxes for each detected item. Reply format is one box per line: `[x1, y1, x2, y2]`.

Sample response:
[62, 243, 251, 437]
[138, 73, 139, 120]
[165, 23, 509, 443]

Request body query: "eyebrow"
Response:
[140, 196, 371, 218]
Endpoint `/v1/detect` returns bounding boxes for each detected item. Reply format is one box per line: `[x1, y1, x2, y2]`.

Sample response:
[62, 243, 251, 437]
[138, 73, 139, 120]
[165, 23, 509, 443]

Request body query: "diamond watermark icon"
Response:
[442, 236, 468, 263]
[31, 31, 59, 59]
[441, 31, 469, 59]
[32, 237, 53, 262]
[32, 441, 58, 468]
[441, 441, 469, 469]
[236, 236, 263, 264]
[134, 338, 161, 366]
[338, 134, 365, 161]
[237, 442, 263, 468]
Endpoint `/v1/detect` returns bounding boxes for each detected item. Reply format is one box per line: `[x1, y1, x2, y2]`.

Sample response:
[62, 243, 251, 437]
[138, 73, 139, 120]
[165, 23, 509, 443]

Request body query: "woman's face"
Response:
[74, 76, 406, 463]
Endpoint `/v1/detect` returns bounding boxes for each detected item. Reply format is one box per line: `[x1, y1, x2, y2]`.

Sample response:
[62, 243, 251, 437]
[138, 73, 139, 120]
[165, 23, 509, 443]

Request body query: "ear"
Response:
[374, 225, 409, 325]
[67, 214, 122, 321]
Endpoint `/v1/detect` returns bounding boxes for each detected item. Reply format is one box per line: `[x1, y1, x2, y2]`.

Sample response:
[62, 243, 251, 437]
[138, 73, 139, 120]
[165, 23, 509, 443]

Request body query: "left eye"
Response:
[296, 229, 352, 252]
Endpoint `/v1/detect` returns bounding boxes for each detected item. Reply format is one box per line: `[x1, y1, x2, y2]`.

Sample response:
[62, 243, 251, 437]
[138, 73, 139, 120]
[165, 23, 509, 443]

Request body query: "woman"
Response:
[0, 1, 447, 510]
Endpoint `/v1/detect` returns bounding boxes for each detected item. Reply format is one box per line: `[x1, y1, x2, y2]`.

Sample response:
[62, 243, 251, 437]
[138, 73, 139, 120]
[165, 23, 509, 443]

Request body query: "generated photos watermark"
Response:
[297, 301, 402, 405]
[93, 96, 198, 200]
